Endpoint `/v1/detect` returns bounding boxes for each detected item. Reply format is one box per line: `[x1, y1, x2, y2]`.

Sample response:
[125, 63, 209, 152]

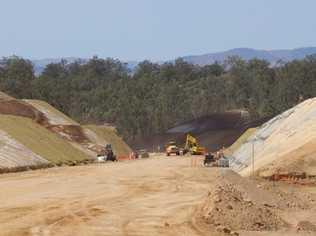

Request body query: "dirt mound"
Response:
[200, 184, 286, 232]
[231, 97, 316, 177]
[297, 221, 316, 232]
[197, 170, 287, 233]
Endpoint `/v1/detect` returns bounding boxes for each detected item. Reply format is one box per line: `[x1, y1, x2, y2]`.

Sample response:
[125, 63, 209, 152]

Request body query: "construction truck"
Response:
[166, 141, 180, 156]
[184, 134, 206, 155]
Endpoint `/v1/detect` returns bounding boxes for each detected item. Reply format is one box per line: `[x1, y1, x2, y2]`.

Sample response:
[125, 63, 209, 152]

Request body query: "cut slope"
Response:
[0, 129, 48, 169]
[225, 128, 257, 156]
[24, 99, 78, 125]
[0, 115, 89, 165]
[84, 125, 132, 157]
[257, 140, 316, 177]
[0, 99, 47, 124]
[0, 94, 131, 170]
[0, 91, 14, 101]
[130, 111, 265, 152]
[23, 100, 110, 156]
[231, 98, 316, 177]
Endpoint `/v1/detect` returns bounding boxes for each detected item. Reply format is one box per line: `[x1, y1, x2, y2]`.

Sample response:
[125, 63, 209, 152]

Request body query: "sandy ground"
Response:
[0, 156, 214, 236]
[0, 156, 315, 236]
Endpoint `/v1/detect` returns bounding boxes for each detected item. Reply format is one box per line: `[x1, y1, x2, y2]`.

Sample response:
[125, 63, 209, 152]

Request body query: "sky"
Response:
[1, 0, 316, 61]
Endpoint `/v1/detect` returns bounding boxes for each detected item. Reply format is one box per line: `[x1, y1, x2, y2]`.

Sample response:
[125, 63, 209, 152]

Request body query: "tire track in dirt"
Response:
[0, 157, 218, 236]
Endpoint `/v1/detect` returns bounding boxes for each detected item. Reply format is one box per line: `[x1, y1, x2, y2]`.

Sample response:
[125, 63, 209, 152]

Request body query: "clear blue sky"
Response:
[1, 0, 316, 61]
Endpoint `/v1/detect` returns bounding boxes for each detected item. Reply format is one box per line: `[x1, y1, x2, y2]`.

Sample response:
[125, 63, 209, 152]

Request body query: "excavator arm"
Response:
[185, 134, 205, 155]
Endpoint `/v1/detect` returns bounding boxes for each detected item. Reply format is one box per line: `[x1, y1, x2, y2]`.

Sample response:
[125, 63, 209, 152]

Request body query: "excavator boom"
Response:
[184, 134, 206, 155]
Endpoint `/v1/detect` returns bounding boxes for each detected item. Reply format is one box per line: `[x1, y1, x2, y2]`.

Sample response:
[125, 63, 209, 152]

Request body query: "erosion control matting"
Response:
[0, 115, 90, 165]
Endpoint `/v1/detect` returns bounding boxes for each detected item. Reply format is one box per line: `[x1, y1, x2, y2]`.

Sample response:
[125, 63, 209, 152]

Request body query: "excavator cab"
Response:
[104, 144, 117, 162]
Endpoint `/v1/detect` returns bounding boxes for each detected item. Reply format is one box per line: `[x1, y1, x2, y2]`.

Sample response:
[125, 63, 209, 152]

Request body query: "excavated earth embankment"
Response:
[0, 92, 131, 172]
[130, 111, 267, 152]
[230, 98, 316, 178]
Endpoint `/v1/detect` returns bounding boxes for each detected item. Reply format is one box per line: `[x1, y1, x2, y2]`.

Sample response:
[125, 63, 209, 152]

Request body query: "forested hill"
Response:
[0, 56, 316, 140]
[31, 58, 138, 75]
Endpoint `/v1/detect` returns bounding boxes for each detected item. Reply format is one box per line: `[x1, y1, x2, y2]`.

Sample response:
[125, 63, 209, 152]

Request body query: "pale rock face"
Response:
[230, 98, 316, 176]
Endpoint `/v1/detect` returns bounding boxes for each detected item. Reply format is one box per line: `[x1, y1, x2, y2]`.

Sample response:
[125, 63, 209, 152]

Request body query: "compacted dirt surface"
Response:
[0, 156, 316, 236]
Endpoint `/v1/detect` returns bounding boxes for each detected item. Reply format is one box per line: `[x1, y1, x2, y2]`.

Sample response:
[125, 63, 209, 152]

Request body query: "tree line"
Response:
[0, 55, 315, 140]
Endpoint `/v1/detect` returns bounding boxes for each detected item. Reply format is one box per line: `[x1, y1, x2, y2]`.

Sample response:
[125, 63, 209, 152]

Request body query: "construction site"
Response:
[0, 91, 315, 236]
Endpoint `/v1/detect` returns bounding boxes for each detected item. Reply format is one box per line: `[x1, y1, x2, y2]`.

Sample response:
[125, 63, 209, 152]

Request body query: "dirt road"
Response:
[0, 155, 220, 236]
[1, 155, 315, 236]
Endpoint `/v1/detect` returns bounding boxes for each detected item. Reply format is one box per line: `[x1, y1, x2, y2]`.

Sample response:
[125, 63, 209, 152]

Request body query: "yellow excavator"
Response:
[184, 134, 206, 155]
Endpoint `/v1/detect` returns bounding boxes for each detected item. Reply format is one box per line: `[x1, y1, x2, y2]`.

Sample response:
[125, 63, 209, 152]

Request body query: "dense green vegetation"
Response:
[0, 55, 316, 140]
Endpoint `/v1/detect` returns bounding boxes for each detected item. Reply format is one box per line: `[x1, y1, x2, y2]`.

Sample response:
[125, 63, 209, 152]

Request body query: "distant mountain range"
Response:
[29, 47, 316, 74]
[181, 47, 316, 66]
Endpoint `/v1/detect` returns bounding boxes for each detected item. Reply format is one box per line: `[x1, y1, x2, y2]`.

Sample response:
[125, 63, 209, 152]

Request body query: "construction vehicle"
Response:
[138, 149, 150, 158]
[97, 144, 117, 162]
[166, 141, 180, 156]
[184, 134, 206, 155]
[203, 152, 229, 167]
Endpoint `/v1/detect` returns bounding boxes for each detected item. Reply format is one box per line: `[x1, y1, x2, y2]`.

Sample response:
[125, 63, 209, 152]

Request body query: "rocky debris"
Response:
[296, 221, 316, 232]
[200, 183, 287, 232]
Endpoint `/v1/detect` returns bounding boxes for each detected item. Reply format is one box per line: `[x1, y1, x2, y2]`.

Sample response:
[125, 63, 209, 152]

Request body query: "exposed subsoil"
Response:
[0, 100, 48, 125]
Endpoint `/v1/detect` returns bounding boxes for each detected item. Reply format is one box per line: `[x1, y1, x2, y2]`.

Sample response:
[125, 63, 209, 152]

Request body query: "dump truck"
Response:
[166, 141, 180, 156]
[184, 134, 206, 155]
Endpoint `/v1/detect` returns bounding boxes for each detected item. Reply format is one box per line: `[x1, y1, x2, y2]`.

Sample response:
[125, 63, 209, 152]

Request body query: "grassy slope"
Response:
[0, 115, 89, 164]
[84, 125, 131, 157]
[225, 128, 257, 156]
[23, 99, 79, 125]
